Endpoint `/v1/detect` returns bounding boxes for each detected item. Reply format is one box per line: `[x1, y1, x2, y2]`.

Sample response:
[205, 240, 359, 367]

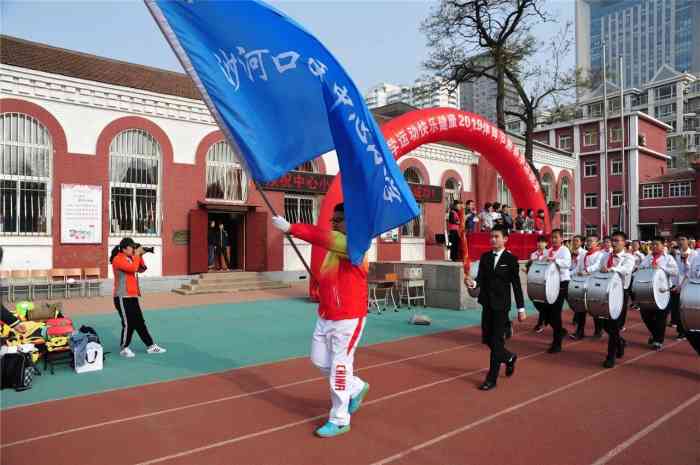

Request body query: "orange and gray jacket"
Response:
[112, 253, 147, 297]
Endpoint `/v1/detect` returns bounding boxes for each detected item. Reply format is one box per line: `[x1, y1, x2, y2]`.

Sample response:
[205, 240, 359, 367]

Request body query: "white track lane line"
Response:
[589, 391, 700, 465]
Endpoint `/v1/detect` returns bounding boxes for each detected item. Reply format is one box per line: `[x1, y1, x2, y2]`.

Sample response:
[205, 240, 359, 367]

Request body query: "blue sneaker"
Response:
[315, 421, 350, 438]
[348, 382, 370, 414]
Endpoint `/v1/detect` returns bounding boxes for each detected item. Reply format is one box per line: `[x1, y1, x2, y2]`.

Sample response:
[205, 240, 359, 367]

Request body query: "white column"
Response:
[629, 117, 640, 239]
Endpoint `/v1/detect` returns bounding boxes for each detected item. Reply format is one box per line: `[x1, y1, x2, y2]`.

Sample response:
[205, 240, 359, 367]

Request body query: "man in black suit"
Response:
[466, 225, 526, 391]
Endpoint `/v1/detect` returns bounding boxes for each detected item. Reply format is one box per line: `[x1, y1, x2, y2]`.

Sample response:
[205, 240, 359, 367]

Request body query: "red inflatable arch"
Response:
[309, 108, 549, 300]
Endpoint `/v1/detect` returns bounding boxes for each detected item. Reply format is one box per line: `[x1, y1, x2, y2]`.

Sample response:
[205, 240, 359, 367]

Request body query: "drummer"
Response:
[672, 234, 696, 341]
[568, 235, 586, 324]
[598, 231, 636, 368]
[602, 236, 613, 254]
[571, 234, 605, 340]
[639, 237, 679, 351]
[544, 229, 572, 354]
[682, 253, 700, 356]
[528, 235, 551, 333]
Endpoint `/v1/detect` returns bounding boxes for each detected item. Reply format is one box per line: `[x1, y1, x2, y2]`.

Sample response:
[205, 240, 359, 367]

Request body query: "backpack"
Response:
[79, 325, 101, 344]
[1, 352, 39, 391]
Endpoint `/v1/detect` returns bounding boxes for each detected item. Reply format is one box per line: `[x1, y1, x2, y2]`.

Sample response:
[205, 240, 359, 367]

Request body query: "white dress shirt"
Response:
[547, 245, 572, 282]
[577, 249, 604, 275]
[600, 250, 636, 289]
[673, 248, 697, 287]
[570, 247, 586, 273]
[687, 253, 700, 280]
[530, 249, 547, 262]
[639, 252, 679, 282]
[633, 251, 645, 270]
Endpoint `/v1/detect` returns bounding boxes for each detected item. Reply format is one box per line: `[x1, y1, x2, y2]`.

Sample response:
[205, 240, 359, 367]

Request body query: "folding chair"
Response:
[65, 268, 84, 298]
[50, 269, 68, 299]
[399, 267, 427, 308]
[83, 267, 102, 297]
[10, 270, 31, 302]
[0, 270, 9, 301]
[30, 269, 51, 300]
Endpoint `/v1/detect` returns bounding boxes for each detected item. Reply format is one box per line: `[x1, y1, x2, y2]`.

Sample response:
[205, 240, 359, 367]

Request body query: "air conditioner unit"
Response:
[639, 134, 647, 146]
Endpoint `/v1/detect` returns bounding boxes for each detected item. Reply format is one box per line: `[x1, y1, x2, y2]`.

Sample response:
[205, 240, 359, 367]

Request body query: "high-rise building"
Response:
[576, 0, 700, 89]
[364, 79, 459, 110]
[458, 76, 520, 124]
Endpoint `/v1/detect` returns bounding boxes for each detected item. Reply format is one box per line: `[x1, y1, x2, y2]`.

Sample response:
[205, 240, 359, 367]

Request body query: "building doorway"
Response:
[673, 223, 699, 239]
[638, 224, 657, 241]
[208, 212, 245, 271]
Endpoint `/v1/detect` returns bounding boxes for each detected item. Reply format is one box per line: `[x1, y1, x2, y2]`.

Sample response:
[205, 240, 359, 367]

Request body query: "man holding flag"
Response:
[145, 0, 419, 437]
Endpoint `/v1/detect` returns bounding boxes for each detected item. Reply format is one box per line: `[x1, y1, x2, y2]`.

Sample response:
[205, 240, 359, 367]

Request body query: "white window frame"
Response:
[584, 193, 598, 209]
[584, 160, 598, 177]
[609, 127, 623, 143]
[401, 203, 424, 238]
[496, 175, 513, 207]
[0, 113, 53, 237]
[583, 130, 598, 146]
[610, 159, 623, 176]
[284, 194, 317, 225]
[205, 140, 248, 203]
[109, 129, 162, 237]
[641, 183, 663, 199]
[541, 174, 554, 203]
[611, 191, 623, 207]
[669, 181, 692, 198]
[585, 224, 598, 237]
[558, 134, 573, 150]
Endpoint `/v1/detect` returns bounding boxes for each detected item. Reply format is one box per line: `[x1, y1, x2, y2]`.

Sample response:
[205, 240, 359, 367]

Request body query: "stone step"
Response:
[173, 281, 291, 295]
[190, 276, 269, 286]
[197, 272, 260, 281]
[181, 280, 287, 291]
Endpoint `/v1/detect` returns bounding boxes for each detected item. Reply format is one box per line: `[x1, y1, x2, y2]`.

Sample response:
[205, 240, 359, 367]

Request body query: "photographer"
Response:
[110, 238, 166, 357]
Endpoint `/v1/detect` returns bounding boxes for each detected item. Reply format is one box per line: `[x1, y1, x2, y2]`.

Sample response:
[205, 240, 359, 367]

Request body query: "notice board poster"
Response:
[61, 184, 102, 244]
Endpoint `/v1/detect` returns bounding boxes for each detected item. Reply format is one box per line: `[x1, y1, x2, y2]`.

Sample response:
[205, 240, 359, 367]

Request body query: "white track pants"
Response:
[310, 316, 366, 426]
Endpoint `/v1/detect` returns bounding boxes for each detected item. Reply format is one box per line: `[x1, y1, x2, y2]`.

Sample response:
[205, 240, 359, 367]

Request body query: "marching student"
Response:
[682, 253, 700, 356]
[602, 236, 613, 254]
[639, 237, 679, 351]
[271, 204, 370, 438]
[544, 229, 572, 353]
[598, 231, 636, 368]
[447, 200, 462, 262]
[571, 234, 605, 340]
[672, 234, 696, 340]
[466, 225, 526, 391]
[567, 235, 586, 324]
[631, 240, 645, 270]
[528, 235, 550, 333]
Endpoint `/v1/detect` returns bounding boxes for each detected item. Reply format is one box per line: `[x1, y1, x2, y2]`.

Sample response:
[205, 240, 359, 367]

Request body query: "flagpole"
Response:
[619, 56, 626, 234]
[602, 40, 609, 235]
[253, 180, 315, 279]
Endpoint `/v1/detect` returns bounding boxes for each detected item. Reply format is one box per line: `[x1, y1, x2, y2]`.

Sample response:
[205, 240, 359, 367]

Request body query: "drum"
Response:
[587, 272, 624, 319]
[680, 279, 700, 332]
[567, 274, 590, 313]
[467, 261, 480, 298]
[631, 268, 670, 311]
[527, 261, 560, 304]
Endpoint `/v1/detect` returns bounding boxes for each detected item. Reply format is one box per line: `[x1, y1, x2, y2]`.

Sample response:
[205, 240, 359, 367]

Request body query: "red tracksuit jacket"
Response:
[290, 224, 368, 320]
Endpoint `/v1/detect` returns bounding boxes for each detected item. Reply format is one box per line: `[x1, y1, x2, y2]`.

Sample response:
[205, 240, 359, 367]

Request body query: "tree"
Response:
[422, 0, 585, 172]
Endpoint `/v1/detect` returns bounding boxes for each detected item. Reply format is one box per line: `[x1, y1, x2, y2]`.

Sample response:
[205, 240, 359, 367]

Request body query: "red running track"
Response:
[1, 312, 698, 465]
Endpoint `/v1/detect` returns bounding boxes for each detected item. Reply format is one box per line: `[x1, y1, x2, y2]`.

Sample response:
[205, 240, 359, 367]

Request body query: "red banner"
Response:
[262, 172, 334, 194]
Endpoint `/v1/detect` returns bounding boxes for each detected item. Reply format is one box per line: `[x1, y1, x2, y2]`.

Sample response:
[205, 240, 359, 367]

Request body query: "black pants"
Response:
[114, 297, 154, 349]
[604, 291, 629, 361]
[534, 301, 549, 327]
[574, 311, 603, 336]
[669, 292, 686, 336]
[482, 305, 513, 383]
[687, 332, 700, 355]
[549, 282, 569, 348]
[640, 307, 669, 344]
[448, 230, 460, 261]
[215, 245, 231, 270]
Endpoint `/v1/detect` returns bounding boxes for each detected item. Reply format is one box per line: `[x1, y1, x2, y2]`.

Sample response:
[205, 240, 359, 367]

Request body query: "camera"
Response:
[134, 243, 155, 254]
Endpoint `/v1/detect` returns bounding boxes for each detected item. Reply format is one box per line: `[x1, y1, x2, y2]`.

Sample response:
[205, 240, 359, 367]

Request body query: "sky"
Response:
[0, 0, 576, 94]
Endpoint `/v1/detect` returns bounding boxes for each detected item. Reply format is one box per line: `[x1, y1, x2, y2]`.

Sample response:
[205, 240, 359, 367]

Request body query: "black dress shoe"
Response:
[617, 339, 627, 358]
[547, 345, 562, 354]
[603, 358, 615, 369]
[505, 355, 517, 377]
[505, 326, 513, 339]
[593, 331, 603, 339]
[479, 380, 497, 391]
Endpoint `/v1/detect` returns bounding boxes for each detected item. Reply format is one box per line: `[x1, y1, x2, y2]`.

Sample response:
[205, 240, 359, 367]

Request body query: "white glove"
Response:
[271, 216, 291, 233]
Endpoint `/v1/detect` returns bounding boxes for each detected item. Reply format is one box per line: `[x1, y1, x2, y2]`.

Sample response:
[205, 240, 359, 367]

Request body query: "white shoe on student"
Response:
[120, 347, 136, 358]
[147, 344, 167, 354]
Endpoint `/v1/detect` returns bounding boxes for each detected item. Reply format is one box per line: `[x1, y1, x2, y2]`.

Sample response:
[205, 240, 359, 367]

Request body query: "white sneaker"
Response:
[120, 347, 136, 358]
[147, 344, 167, 354]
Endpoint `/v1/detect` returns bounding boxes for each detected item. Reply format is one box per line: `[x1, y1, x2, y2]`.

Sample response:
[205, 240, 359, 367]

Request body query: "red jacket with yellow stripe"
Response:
[290, 224, 368, 321]
[112, 253, 147, 297]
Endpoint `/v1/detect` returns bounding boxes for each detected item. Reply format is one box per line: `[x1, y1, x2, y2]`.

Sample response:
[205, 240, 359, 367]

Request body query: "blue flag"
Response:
[146, 0, 419, 264]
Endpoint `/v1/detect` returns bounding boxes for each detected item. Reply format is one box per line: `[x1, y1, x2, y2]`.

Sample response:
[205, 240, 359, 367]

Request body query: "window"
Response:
[402, 167, 423, 237]
[669, 181, 692, 197]
[444, 177, 459, 213]
[585, 224, 599, 237]
[611, 191, 623, 207]
[589, 102, 603, 117]
[541, 173, 554, 203]
[611, 158, 623, 175]
[584, 160, 597, 177]
[558, 134, 572, 150]
[0, 113, 52, 235]
[205, 141, 247, 201]
[583, 130, 598, 146]
[496, 175, 512, 206]
[654, 84, 676, 100]
[609, 127, 623, 143]
[294, 160, 317, 173]
[284, 195, 316, 224]
[109, 129, 161, 236]
[559, 177, 571, 236]
[641, 183, 663, 199]
[585, 193, 598, 209]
